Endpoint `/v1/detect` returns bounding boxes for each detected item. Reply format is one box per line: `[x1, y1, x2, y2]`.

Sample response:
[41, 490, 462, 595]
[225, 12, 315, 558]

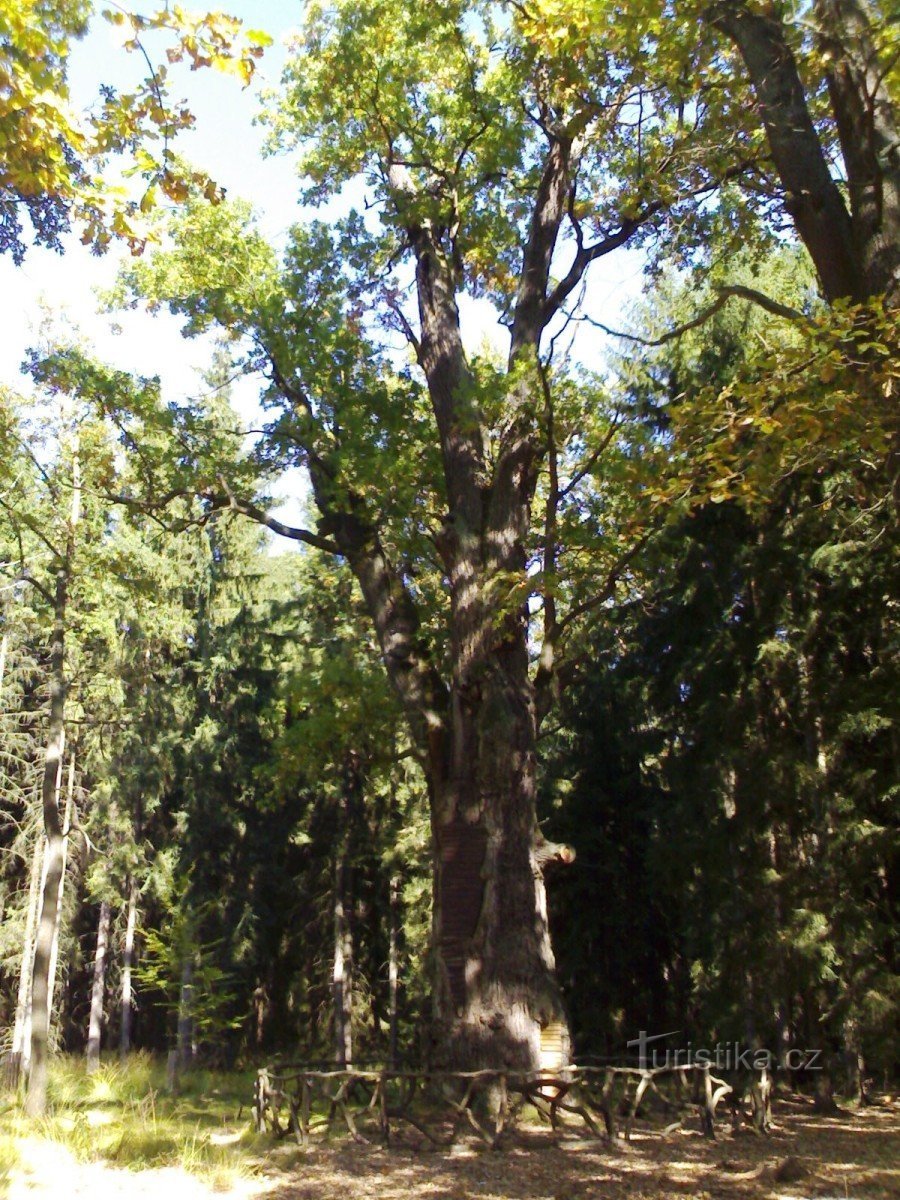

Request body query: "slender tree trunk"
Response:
[86, 900, 111, 1073]
[21, 838, 50, 1079]
[332, 856, 353, 1068]
[46, 752, 75, 1030]
[120, 878, 138, 1058]
[9, 833, 43, 1088]
[177, 955, 195, 1071]
[24, 414, 81, 1118]
[388, 873, 400, 1069]
[25, 569, 69, 1117]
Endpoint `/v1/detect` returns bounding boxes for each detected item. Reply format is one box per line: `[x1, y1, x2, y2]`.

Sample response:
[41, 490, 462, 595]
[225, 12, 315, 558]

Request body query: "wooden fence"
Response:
[252, 1061, 773, 1150]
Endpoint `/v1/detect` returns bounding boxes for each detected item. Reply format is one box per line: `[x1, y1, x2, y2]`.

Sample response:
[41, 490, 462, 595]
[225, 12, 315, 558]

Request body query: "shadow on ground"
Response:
[256, 1098, 900, 1200]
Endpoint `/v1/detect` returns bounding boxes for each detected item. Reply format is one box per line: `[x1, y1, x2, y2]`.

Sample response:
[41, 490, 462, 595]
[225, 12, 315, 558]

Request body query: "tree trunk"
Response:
[338, 489, 569, 1071]
[815, 0, 900, 307]
[25, 569, 69, 1117]
[24, 411, 81, 1118]
[302, 129, 582, 1072]
[713, 1, 862, 304]
[332, 856, 353, 1068]
[428, 628, 570, 1069]
[9, 833, 43, 1089]
[120, 878, 138, 1058]
[46, 752, 75, 1031]
[21, 836, 52, 1080]
[177, 955, 195, 1071]
[716, 0, 899, 307]
[388, 873, 400, 1069]
[86, 900, 111, 1073]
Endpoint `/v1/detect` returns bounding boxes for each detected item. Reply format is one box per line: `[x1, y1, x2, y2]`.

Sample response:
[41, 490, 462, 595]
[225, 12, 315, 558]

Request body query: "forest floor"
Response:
[255, 1098, 900, 1200]
[1, 1066, 897, 1200]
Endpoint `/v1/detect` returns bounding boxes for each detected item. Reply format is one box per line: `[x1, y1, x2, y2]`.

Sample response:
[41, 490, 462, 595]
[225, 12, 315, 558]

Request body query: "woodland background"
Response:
[0, 0, 896, 1123]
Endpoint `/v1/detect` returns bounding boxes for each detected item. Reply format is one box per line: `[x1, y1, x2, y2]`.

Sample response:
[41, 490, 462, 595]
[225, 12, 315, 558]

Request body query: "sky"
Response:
[0, 1, 647, 537]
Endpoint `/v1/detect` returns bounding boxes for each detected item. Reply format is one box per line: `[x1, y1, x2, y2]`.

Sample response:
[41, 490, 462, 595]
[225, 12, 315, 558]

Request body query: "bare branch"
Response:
[213, 480, 340, 555]
[580, 284, 809, 348]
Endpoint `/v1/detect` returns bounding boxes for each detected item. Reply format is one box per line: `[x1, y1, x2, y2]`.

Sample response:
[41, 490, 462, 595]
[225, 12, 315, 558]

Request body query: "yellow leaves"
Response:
[139, 182, 157, 212]
[145, 7, 270, 88]
[245, 29, 273, 49]
[2, 3, 273, 258]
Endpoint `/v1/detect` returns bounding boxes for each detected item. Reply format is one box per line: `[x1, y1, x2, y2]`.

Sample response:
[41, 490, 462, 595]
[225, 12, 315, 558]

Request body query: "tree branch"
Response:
[211, 479, 340, 554]
[580, 284, 809, 348]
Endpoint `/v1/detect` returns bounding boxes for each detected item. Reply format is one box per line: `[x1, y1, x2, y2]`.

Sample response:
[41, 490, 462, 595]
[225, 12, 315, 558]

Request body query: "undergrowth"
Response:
[0, 1053, 263, 1191]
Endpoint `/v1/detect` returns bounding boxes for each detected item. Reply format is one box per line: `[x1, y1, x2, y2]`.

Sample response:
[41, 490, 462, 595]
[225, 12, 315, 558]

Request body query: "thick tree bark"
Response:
[86, 899, 111, 1073]
[715, 0, 899, 306]
[424, 131, 579, 1069]
[269, 128, 583, 1070]
[120, 878, 138, 1057]
[332, 751, 361, 1068]
[428, 662, 568, 1068]
[323, 132, 580, 1070]
[25, 568, 68, 1117]
[814, 0, 900, 307]
[713, 2, 862, 303]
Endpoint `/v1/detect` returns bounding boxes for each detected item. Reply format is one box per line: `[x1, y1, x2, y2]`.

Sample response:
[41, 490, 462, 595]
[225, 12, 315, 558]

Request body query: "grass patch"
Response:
[0, 1133, 19, 1199]
[0, 1053, 260, 1190]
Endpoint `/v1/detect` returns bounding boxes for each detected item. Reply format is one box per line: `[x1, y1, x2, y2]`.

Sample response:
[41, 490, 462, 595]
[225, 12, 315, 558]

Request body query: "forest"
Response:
[0, 1, 897, 1197]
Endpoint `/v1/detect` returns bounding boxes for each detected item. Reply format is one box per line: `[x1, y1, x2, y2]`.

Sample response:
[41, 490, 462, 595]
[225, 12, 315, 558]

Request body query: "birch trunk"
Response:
[86, 900, 111, 1073]
[120, 879, 137, 1058]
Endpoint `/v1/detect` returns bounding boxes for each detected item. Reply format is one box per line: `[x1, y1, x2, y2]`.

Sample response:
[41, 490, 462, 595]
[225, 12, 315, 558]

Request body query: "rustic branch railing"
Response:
[252, 1062, 773, 1150]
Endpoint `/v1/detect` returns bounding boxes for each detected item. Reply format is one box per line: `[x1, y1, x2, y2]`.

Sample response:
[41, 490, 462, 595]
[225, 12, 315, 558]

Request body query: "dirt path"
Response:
[7, 1099, 899, 1200]
[6, 1137, 259, 1200]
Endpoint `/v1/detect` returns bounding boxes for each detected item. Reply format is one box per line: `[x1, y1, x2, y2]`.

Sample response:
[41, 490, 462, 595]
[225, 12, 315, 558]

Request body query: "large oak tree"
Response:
[106, 0, 898, 1070]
